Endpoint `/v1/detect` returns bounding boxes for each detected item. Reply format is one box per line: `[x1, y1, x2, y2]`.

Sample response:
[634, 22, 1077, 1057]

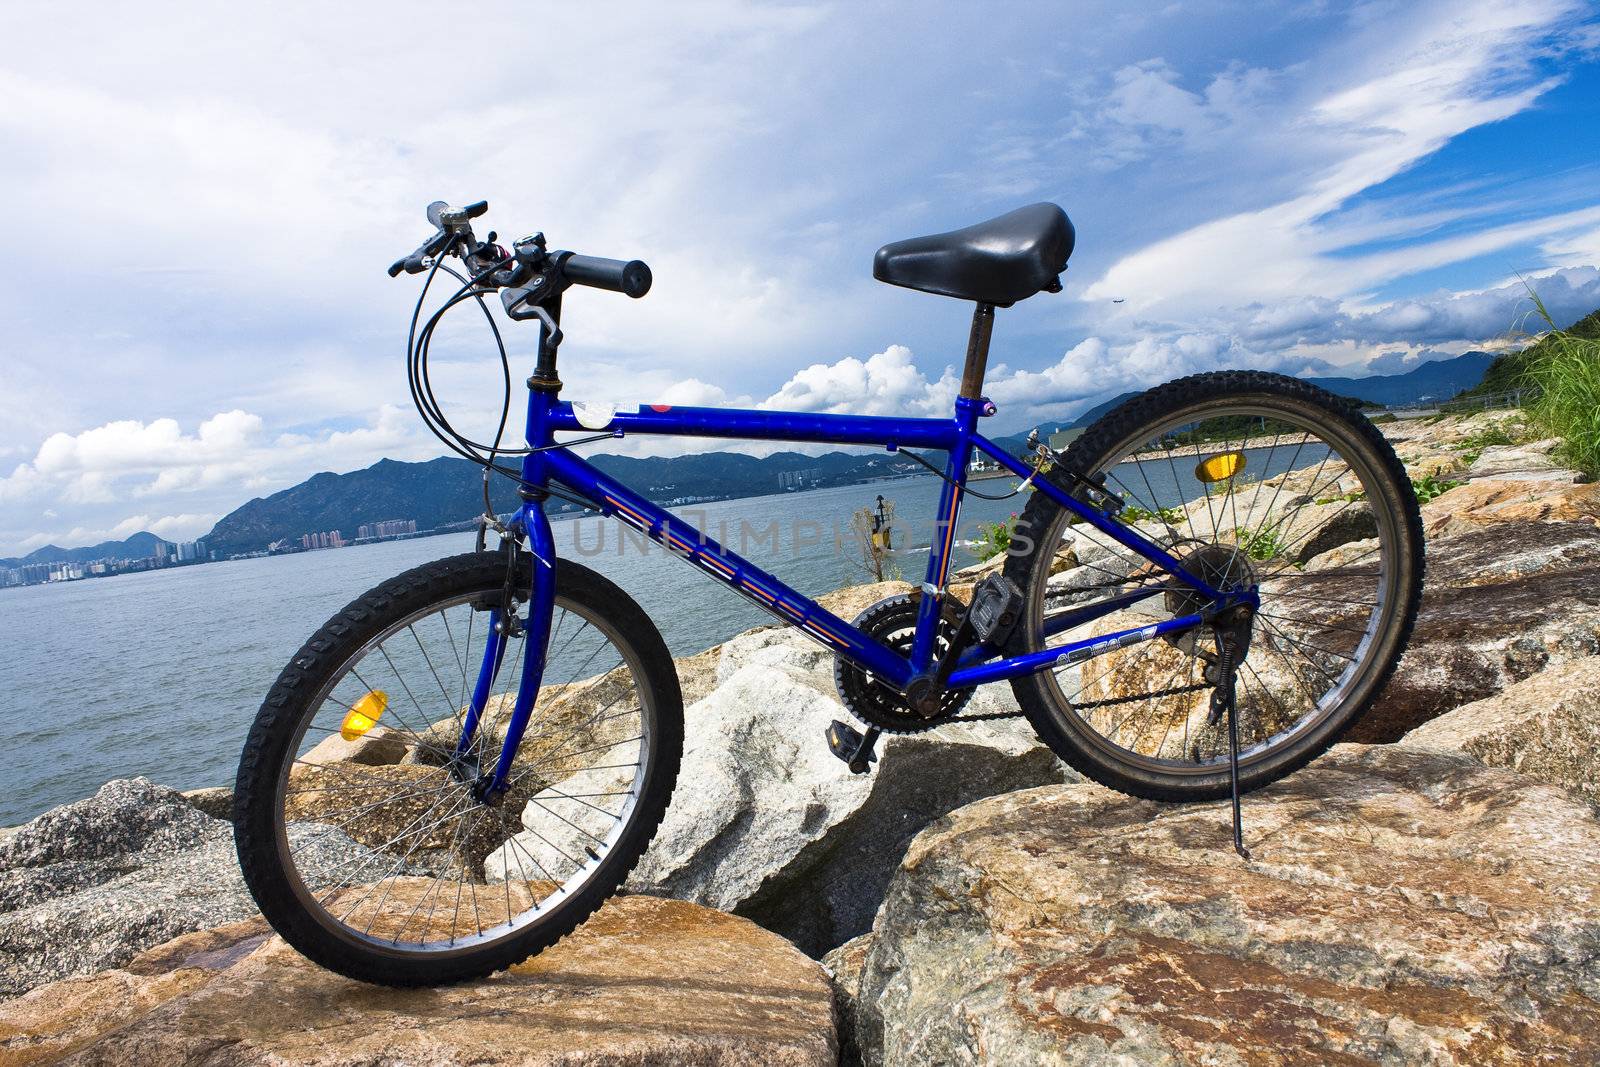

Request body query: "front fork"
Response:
[455, 503, 558, 803]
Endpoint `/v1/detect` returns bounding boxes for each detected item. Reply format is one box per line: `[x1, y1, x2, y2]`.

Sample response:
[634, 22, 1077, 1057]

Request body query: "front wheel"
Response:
[234, 552, 682, 986]
[1003, 370, 1423, 801]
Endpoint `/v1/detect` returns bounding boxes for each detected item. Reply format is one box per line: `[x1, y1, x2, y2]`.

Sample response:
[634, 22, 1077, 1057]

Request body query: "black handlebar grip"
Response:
[563, 254, 652, 298]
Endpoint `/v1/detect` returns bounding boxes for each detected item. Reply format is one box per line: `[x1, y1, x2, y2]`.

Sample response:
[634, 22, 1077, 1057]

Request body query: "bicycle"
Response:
[234, 199, 1424, 985]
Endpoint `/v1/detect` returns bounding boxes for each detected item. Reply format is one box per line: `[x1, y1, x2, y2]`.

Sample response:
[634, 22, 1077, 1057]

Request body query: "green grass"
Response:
[1454, 305, 1600, 403]
[1522, 294, 1600, 479]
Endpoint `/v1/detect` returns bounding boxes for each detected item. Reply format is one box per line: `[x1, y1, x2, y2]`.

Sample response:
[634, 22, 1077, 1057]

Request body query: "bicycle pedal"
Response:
[825, 720, 880, 775]
[968, 574, 1024, 646]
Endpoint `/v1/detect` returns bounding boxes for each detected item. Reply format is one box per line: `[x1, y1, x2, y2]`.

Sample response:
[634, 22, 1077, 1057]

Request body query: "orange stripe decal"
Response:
[815, 621, 852, 646]
[802, 623, 839, 646]
[937, 514, 959, 586]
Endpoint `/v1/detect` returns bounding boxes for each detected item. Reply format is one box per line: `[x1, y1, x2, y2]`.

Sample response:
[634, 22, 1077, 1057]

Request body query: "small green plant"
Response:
[1314, 489, 1366, 505]
[1522, 293, 1600, 479]
[1412, 474, 1464, 505]
[1234, 526, 1286, 562]
[1453, 423, 1516, 465]
[973, 513, 1018, 561]
[1456, 424, 1515, 450]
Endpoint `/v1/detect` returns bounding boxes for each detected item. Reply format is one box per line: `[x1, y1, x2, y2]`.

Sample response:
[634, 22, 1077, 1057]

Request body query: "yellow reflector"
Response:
[341, 690, 388, 741]
[1196, 451, 1246, 484]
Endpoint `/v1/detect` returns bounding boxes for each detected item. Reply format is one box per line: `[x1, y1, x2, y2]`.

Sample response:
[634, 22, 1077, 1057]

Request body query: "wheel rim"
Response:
[270, 591, 653, 956]
[1025, 399, 1402, 777]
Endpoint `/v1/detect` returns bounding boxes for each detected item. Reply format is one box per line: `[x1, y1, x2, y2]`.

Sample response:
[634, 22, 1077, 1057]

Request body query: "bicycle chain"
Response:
[949, 681, 1212, 722]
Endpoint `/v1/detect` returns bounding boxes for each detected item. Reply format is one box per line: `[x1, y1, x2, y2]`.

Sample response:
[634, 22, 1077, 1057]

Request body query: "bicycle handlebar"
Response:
[561, 253, 653, 299]
[388, 199, 651, 300]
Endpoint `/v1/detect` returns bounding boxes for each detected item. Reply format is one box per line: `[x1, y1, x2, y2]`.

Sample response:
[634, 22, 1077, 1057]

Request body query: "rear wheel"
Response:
[234, 552, 682, 986]
[1003, 371, 1422, 800]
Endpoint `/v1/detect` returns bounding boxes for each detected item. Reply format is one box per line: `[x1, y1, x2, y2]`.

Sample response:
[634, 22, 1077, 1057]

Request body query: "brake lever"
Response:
[386, 230, 454, 278]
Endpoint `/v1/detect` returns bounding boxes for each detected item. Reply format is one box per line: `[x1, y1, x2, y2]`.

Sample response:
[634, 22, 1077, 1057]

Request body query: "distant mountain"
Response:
[986, 390, 1142, 454]
[0, 531, 168, 569]
[1304, 351, 1496, 406]
[203, 450, 932, 557]
[1067, 391, 1140, 429]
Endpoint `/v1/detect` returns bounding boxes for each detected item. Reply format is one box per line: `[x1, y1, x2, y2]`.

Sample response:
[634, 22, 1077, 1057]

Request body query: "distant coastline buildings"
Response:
[300, 518, 419, 552]
[358, 519, 417, 540]
[1, 538, 211, 589]
[300, 530, 345, 551]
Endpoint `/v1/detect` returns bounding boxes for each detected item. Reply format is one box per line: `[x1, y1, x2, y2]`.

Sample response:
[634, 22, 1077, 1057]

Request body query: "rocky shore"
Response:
[3, 409, 1598, 1064]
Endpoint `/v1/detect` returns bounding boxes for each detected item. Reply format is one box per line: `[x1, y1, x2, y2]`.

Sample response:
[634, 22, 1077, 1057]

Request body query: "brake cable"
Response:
[404, 243, 608, 534]
[900, 447, 1042, 501]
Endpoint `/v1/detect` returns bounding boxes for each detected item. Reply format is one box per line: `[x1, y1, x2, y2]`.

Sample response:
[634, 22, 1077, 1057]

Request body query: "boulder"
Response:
[1346, 521, 1600, 741]
[621, 627, 1072, 956]
[180, 786, 234, 820]
[1401, 656, 1600, 803]
[815, 579, 916, 622]
[0, 890, 838, 1066]
[1421, 477, 1600, 538]
[301, 723, 411, 767]
[824, 933, 873, 1067]
[0, 777, 365, 998]
[845, 745, 1600, 1065]
[1466, 439, 1579, 482]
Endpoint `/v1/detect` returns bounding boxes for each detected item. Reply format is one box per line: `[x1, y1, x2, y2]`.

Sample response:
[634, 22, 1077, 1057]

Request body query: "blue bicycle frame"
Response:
[456, 375, 1253, 794]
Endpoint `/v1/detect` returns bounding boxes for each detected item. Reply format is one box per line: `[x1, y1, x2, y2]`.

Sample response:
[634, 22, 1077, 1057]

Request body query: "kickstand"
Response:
[1211, 629, 1251, 860]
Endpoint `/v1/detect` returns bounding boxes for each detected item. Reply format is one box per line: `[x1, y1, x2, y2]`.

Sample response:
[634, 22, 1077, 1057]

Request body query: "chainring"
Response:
[833, 594, 974, 734]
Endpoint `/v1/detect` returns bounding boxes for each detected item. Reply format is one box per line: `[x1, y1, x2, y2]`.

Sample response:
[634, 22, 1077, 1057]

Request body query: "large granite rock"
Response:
[842, 745, 1600, 1065]
[1402, 655, 1600, 803]
[0, 890, 838, 1065]
[1348, 521, 1600, 741]
[1465, 439, 1579, 482]
[1420, 477, 1600, 539]
[621, 627, 1072, 956]
[0, 778, 363, 999]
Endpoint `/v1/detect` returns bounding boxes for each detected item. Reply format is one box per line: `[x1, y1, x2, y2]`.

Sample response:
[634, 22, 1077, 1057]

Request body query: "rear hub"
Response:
[1165, 541, 1258, 619]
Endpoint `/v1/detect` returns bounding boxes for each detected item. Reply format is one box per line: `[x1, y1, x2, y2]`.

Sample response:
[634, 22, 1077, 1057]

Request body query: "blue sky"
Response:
[1, 1, 1598, 555]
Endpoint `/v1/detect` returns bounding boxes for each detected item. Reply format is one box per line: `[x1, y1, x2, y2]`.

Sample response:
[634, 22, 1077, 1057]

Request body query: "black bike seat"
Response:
[873, 203, 1075, 306]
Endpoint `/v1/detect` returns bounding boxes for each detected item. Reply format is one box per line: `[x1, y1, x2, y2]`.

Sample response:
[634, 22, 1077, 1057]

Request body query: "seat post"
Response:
[959, 302, 996, 399]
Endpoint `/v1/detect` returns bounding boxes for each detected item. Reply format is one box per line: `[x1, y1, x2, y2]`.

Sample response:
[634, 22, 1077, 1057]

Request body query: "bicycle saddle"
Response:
[873, 202, 1075, 306]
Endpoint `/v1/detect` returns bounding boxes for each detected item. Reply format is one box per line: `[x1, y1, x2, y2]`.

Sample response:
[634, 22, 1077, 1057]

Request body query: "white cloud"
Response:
[0, 405, 428, 512]
[1083, 0, 1592, 316]
[759, 345, 959, 417]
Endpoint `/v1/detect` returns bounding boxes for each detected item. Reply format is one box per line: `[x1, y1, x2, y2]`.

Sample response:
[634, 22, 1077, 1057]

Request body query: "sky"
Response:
[2, 1, 1598, 556]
